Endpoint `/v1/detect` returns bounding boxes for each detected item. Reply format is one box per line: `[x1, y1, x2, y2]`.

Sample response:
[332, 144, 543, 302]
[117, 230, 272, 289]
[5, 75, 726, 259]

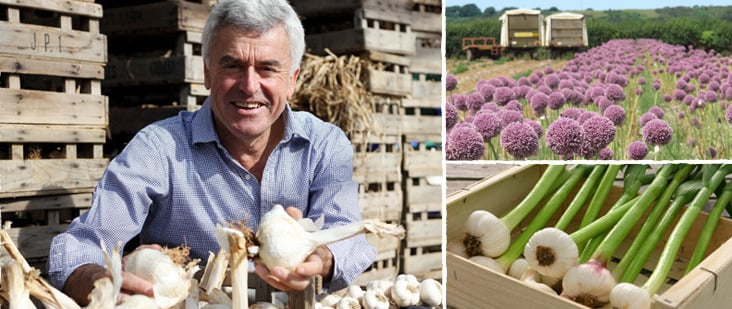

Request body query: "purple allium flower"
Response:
[642, 119, 673, 146]
[525, 120, 543, 138]
[493, 87, 515, 105]
[497, 109, 524, 127]
[500, 122, 539, 159]
[705, 91, 718, 103]
[446, 74, 457, 91]
[673, 89, 686, 101]
[467, 92, 485, 112]
[639, 112, 658, 127]
[627, 141, 648, 160]
[445, 102, 457, 130]
[578, 111, 600, 124]
[561, 108, 585, 120]
[678, 111, 685, 119]
[652, 79, 661, 91]
[581, 115, 616, 151]
[598, 148, 613, 160]
[603, 105, 626, 126]
[530, 92, 549, 116]
[726, 104, 732, 124]
[648, 106, 664, 119]
[546, 118, 584, 157]
[544, 74, 560, 89]
[596, 96, 613, 113]
[685, 83, 696, 93]
[683, 94, 695, 106]
[518, 77, 532, 86]
[446, 124, 485, 160]
[709, 147, 718, 158]
[513, 85, 531, 99]
[481, 102, 500, 113]
[451, 94, 468, 111]
[525, 89, 538, 102]
[662, 94, 672, 102]
[635, 88, 643, 96]
[544, 67, 554, 75]
[687, 137, 696, 148]
[725, 88, 732, 100]
[529, 73, 541, 85]
[472, 112, 502, 142]
[699, 73, 711, 84]
[605, 84, 626, 102]
[676, 79, 687, 90]
[478, 84, 496, 102]
[709, 81, 720, 92]
[558, 79, 574, 90]
[691, 117, 701, 129]
[537, 85, 552, 95]
[504, 100, 523, 112]
[638, 77, 646, 85]
[561, 88, 578, 105]
[548, 92, 566, 110]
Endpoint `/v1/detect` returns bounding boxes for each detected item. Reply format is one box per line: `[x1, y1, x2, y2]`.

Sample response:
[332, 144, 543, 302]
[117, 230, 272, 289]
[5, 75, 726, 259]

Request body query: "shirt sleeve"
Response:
[47, 127, 169, 289]
[308, 127, 377, 291]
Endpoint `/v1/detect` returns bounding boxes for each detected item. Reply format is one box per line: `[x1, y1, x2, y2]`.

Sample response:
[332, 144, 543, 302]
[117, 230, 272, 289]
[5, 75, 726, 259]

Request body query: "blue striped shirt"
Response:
[48, 99, 376, 291]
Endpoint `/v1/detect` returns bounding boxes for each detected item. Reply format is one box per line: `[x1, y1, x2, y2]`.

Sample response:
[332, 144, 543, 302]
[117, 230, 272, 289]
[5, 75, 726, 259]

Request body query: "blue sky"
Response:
[446, 1, 731, 11]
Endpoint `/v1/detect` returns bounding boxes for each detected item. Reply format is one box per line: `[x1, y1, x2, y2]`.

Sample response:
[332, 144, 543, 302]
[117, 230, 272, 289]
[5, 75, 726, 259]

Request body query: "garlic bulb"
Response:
[390, 274, 420, 307]
[336, 296, 361, 309]
[366, 279, 393, 293]
[115, 294, 158, 308]
[609, 282, 651, 309]
[318, 294, 342, 307]
[508, 258, 529, 279]
[124, 248, 191, 308]
[520, 268, 557, 296]
[346, 284, 365, 300]
[419, 278, 443, 307]
[524, 228, 578, 278]
[561, 260, 616, 307]
[464, 210, 510, 257]
[361, 289, 390, 309]
[256, 204, 405, 271]
[468, 255, 505, 273]
[446, 239, 468, 258]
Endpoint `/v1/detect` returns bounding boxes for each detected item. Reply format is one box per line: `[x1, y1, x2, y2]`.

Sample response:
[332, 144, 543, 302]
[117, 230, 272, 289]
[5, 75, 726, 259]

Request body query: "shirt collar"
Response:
[191, 97, 310, 145]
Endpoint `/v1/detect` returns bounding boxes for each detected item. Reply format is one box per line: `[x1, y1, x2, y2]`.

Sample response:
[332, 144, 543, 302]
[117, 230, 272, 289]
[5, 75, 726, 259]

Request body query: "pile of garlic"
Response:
[316, 274, 443, 309]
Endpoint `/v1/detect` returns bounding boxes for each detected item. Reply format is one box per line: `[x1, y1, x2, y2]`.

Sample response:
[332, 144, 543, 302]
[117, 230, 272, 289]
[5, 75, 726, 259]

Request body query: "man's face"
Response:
[204, 24, 299, 142]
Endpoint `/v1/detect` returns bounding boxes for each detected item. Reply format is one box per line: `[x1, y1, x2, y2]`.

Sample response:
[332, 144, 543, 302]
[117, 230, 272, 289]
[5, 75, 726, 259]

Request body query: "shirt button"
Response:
[245, 175, 251, 180]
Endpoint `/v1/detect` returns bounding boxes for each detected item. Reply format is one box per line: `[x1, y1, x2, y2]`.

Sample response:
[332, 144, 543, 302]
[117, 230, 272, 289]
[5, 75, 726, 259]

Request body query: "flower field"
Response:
[445, 39, 732, 161]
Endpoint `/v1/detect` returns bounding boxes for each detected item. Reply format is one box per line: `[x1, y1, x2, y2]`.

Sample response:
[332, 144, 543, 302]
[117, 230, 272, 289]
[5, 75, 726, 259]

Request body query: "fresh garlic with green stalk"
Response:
[468, 255, 504, 273]
[463, 210, 510, 257]
[507, 258, 529, 279]
[390, 274, 420, 307]
[256, 204, 405, 271]
[609, 282, 651, 309]
[419, 278, 443, 307]
[561, 260, 616, 307]
[524, 227, 578, 278]
[446, 239, 468, 258]
[520, 268, 557, 296]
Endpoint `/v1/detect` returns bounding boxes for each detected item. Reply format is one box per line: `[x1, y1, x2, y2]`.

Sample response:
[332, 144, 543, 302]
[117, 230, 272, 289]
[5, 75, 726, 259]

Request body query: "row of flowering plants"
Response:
[445, 38, 732, 161]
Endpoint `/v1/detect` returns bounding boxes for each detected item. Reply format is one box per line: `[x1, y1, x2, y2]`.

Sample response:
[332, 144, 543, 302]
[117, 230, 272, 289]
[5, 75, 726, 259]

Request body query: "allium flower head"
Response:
[705, 91, 718, 103]
[673, 89, 686, 101]
[451, 94, 468, 111]
[648, 106, 664, 119]
[446, 74, 457, 91]
[445, 102, 458, 130]
[526, 120, 543, 138]
[504, 100, 523, 112]
[726, 104, 732, 124]
[596, 96, 613, 113]
[662, 94, 672, 102]
[481, 102, 500, 113]
[605, 84, 626, 102]
[581, 115, 616, 151]
[544, 74, 560, 89]
[709, 147, 718, 159]
[561, 108, 585, 121]
[546, 118, 584, 157]
[578, 111, 600, 124]
[467, 92, 485, 112]
[603, 105, 626, 126]
[500, 122, 539, 159]
[548, 92, 566, 110]
[446, 124, 485, 160]
[493, 87, 515, 105]
[598, 148, 613, 160]
[478, 84, 496, 102]
[530, 92, 549, 116]
[627, 141, 648, 160]
[642, 119, 673, 146]
[639, 112, 658, 127]
[497, 109, 524, 127]
[472, 112, 502, 141]
[514, 85, 531, 99]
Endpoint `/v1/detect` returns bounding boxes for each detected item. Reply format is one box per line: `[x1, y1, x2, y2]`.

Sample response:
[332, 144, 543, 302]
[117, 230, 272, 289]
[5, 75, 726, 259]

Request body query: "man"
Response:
[48, 0, 376, 305]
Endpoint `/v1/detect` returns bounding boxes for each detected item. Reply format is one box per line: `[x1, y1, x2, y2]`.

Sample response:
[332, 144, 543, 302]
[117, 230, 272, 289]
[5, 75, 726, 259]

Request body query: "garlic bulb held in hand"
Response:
[256, 204, 405, 271]
[124, 248, 197, 308]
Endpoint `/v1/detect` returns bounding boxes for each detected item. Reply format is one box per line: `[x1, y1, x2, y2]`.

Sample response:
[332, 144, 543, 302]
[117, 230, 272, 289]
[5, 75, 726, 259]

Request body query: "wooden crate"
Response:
[401, 104, 441, 137]
[409, 0, 442, 33]
[105, 83, 208, 109]
[0, 0, 106, 64]
[410, 31, 441, 75]
[290, 0, 411, 18]
[446, 164, 732, 309]
[101, 0, 211, 35]
[401, 242, 441, 280]
[411, 71, 441, 102]
[352, 232, 401, 286]
[305, 8, 415, 56]
[403, 133, 441, 177]
[352, 132, 403, 223]
[365, 52, 412, 97]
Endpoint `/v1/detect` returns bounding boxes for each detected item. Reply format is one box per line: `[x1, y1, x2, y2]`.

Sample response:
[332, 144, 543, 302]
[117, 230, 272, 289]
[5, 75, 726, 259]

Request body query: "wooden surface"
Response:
[445, 163, 520, 196]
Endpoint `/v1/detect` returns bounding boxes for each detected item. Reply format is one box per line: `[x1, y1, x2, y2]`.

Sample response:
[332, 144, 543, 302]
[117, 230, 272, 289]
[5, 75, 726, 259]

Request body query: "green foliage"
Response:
[512, 69, 533, 80]
[445, 17, 501, 57]
[452, 63, 469, 75]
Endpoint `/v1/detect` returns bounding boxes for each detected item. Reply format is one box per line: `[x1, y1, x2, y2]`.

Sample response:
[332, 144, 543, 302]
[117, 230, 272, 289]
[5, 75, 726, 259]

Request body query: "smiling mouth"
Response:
[232, 101, 265, 109]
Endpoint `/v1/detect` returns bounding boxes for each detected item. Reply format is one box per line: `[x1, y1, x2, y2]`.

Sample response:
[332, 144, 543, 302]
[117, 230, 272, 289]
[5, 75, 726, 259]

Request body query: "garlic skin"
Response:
[346, 284, 365, 300]
[124, 248, 191, 308]
[562, 261, 616, 307]
[361, 289, 390, 309]
[508, 258, 529, 279]
[390, 275, 420, 307]
[464, 210, 510, 257]
[336, 296, 362, 309]
[256, 204, 405, 271]
[446, 239, 468, 258]
[366, 279, 393, 293]
[419, 278, 443, 307]
[468, 255, 505, 273]
[609, 282, 651, 309]
[520, 268, 557, 296]
[318, 294, 342, 307]
[524, 228, 578, 278]
[115, 294, 159, 308]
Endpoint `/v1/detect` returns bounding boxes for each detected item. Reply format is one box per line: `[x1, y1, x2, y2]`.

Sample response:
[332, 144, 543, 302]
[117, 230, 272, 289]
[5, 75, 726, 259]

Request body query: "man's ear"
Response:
[287, 67, 301, 99]
[204, 64, 211, 89]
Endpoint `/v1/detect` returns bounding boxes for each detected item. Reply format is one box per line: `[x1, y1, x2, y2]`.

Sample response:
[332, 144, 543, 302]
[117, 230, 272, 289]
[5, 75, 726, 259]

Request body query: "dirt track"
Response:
[446, 58, 568, 94]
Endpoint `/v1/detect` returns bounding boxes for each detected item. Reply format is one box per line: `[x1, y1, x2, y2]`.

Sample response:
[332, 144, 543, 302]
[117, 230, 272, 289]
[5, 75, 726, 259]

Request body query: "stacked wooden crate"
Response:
[0, 0, 108, 270]
[290, 0, 418, 285]
[100, 0, 213, 154]
[400, 0, 443, 280]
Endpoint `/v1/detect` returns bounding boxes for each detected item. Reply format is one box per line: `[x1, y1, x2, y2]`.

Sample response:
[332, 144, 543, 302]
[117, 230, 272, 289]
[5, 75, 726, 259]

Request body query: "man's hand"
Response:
[254, 207, 334, 291]
[63, 244, 159, 306]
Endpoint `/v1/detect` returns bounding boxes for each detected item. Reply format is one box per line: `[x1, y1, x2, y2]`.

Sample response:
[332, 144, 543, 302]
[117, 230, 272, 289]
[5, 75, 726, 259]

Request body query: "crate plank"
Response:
[291, 0, 411, 17]
[405, 177, 442, 210]
[359, 189, 403, 222]
[0, 88, 107, 126]
[7, 224, 69, 259]
[109, 106, 186, 135]
[410, 32, 441, 74]
[105, 55, 204, 86]
[0, 158, 107, 198]
[412, 75, 441, 99]
[0, 57, 104, 79]
[404, 211, 441, 246]
[0, 124, 106, 143]
[0, 0, 103, 18]
[306, 28, 415, 56]
[402, 244, 441, 279]
[410, 11, 441, 33]
[101, 0, 210, 35]
[0, 192, 92, 212]
[0, 21, 106, 63]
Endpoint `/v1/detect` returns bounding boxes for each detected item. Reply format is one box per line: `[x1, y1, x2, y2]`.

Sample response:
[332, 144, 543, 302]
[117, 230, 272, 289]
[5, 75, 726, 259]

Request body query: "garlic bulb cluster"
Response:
[315, 274, 443, 309]
[256, 204, 405, 271]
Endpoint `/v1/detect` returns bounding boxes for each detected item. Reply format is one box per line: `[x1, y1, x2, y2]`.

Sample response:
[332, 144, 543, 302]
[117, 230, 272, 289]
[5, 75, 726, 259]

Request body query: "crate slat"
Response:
[0, 21, 106, 63]
[7, 224, 69, 259]
[105, 55, 204, 86]
[0, 0, 103, 18]
[101, 0, 210, 35]
[0, 159, 107, 198]
[0, 57, 104, 80]
[0, 124, 106, 143]
[0, 89, 107, 126]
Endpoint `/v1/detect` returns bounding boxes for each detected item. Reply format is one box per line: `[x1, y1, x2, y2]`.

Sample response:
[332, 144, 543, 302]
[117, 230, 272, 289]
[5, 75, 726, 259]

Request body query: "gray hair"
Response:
[202, 0, 305, 75]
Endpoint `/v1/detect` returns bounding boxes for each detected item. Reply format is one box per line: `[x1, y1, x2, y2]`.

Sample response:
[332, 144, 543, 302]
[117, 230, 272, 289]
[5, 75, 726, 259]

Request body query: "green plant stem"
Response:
[555, 165, 607, 230]
[620, 178, 706, 283]
[570, 196, 641, 245]
[495, 165, 592, 269]
[500, 165, 566, 230]
[578, 165, 622, 231]
[612, 164, 694, 280]
[685, 179, 732, 273]
[590, 164, 677, 265]
[643, 164, 732, 294]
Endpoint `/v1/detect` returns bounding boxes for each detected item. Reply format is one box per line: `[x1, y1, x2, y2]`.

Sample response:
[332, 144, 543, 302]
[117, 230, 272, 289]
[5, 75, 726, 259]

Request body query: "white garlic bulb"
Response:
[390, 274, 420, 307]
[123, 248, 191, 308]
[609, 282, 651, 309]
[336, 296, 361, 309]
[361, 289, 390, 309]
[419, 278, 443, 307]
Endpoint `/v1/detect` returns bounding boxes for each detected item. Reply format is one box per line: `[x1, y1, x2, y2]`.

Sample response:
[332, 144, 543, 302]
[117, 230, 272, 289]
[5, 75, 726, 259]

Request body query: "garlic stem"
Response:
[685, 178, 732, 272]
[554, 165, 606, 230]
[215, 225, 251, 309]
[500, 164, 566, 231]
[199, 249, 229, 295]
